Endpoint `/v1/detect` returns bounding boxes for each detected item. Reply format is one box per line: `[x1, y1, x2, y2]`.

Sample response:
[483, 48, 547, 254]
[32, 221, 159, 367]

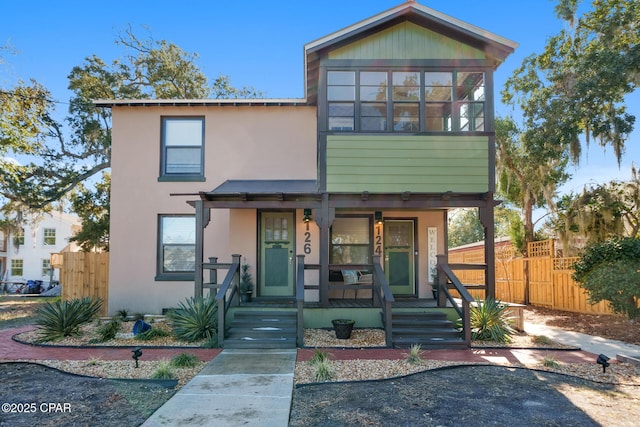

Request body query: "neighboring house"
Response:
[98, 2, 516, 347]
[0, 211, 81, 285]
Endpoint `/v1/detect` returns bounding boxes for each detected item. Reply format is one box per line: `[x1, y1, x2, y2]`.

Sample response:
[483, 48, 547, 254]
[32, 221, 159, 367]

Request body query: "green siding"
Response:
[329, 22, 486, 61]
[326, 135, 490, 193]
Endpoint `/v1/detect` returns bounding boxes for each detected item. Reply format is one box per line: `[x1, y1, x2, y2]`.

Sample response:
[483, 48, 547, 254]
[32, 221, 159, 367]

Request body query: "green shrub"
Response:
[201, 336, 220, 348]
[531, 335, 553, 346]
[310, 348, 331, 364]
[135, 327, 170, 341]
[313, 359, 334, 381]
[170, 353, 200, 368]
[573, 238, 640, 320]
[34, 297, 102, 342]
[116, 309, 129, 321]
[405, 344, 423, 364]
[542, 354, 560, 369]
[96, 318, 121, 342]
[150, 360, 175, 380]
[167, 296, 218, 342]
[469, 298, 515, 343]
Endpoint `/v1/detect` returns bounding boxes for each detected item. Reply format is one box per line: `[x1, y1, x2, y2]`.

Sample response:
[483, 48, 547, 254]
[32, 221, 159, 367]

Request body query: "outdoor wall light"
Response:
[303, 209, 312, 223]
[132, 347, 143, 368]
[596, 354, 610, 373]
[375, 211, 383, 224]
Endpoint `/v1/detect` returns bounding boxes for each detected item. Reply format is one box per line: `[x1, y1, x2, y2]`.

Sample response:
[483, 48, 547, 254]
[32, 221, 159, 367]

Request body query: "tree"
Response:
[0, 30, 261, 249]
[494, 116, 569, 248]
[503, 0, 639, 166]
[447, 206, 523, 249]
[68, 172, 110, 252]
[573, 237, 640, 320]
[448, 209, 484, 248]
[552, 167, 640, 250]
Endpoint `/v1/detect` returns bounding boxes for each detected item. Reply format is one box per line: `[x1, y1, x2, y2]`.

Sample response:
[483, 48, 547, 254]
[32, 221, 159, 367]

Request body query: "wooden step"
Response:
[224, 310, 297, 349]
[389, 310, 465, 349]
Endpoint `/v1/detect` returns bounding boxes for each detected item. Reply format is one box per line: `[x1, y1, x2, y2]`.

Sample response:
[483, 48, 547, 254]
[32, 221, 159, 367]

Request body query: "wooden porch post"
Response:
[479, 203, 496, 300]
[194, 200, 210, 298]
[318, 193, 330, 307]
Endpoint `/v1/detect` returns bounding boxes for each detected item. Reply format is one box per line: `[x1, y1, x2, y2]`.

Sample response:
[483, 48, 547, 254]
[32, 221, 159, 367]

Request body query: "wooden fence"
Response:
[53, 252, 109, 317]
[449, 240, 613, 315]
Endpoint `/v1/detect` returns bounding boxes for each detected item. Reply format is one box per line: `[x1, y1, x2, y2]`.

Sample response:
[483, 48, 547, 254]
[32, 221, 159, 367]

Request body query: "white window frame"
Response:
[43, 228, 56, 246]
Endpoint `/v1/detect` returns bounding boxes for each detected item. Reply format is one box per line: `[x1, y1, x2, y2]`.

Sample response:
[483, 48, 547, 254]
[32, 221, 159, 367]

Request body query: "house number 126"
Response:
[304, 222, 312, 254]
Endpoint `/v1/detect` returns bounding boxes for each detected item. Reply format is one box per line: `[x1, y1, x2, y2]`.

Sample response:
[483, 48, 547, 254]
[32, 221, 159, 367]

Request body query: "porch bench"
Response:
[329, 270, 373, 299]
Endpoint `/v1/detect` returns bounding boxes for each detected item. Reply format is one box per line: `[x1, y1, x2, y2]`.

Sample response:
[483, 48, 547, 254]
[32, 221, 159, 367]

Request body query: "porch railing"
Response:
[436, 254, 473, 345]
[203, 254, 241, 347]
[372, 254, 394, 347]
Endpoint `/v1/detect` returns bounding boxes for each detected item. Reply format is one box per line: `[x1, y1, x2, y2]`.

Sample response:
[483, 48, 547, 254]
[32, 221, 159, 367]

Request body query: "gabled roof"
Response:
[304, 1, 518, 103]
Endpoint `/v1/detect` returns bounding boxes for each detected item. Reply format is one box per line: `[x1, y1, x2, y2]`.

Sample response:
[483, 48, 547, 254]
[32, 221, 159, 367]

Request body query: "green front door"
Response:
[384, 220, 415, 295]
[260, 212, 295, 297]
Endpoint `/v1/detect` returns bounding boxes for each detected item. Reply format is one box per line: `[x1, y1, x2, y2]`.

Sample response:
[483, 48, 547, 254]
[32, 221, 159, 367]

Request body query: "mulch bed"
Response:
[0, 362, 175, 427]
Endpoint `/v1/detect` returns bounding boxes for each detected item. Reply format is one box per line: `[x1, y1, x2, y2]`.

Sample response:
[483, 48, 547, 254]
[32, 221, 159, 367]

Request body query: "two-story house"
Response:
[98, 1, 516, 348]
[1, 211, 81, 288]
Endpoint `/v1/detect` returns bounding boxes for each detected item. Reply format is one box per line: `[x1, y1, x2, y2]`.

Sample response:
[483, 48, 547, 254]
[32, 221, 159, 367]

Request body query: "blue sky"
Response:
[1, 0, 638, 195]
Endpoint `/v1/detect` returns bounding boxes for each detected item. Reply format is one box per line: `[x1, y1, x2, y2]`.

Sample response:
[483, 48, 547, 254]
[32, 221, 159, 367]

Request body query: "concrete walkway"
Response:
[142, 349, 297, 427]
[524, 321, 640, 360]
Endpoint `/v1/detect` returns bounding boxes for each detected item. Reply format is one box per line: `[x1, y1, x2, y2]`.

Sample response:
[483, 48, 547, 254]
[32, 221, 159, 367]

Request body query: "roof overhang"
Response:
[93, 98, 309, 108]
[178, 179, 498, 210]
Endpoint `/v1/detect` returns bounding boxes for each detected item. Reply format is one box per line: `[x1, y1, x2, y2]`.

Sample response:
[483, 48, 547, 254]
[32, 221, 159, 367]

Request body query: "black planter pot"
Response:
[240, 292, 252, 303]
[332, 319, 355, 339]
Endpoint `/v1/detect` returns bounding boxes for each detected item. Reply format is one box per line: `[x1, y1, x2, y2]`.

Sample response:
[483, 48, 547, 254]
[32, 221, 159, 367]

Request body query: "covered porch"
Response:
[182, 179, 497, 348]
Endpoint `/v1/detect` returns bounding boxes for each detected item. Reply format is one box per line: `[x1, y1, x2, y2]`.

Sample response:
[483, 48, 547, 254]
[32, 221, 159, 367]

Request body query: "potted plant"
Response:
[240, 263, 254, 303]
[331, 319, 355, 339]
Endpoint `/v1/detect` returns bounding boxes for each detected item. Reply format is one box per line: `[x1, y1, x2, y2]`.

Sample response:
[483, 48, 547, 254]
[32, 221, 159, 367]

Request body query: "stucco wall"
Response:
[108, 105, 317, 314]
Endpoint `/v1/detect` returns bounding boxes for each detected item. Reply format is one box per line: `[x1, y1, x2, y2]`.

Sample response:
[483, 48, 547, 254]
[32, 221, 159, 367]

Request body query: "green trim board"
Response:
[328, 21, 486, 61]
[326, 134, 489, 193]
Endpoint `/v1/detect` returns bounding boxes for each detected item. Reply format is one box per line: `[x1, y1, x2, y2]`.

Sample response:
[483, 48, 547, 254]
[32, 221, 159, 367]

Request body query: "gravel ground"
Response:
[296, 328, 640, 386]
[289, 365, 640, 427]
[4, 297, 640, 426]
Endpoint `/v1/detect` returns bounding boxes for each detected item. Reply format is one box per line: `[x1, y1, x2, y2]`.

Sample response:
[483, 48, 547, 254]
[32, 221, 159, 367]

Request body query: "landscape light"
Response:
[596, 354, 610, 373]
[132, 347, 143, 368]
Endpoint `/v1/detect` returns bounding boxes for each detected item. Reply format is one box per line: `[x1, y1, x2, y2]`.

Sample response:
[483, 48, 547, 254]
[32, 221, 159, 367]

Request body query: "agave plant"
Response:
[34, 297, 102, 342]
[469, 298, 515, 344]
[167, 296, 218, 342]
